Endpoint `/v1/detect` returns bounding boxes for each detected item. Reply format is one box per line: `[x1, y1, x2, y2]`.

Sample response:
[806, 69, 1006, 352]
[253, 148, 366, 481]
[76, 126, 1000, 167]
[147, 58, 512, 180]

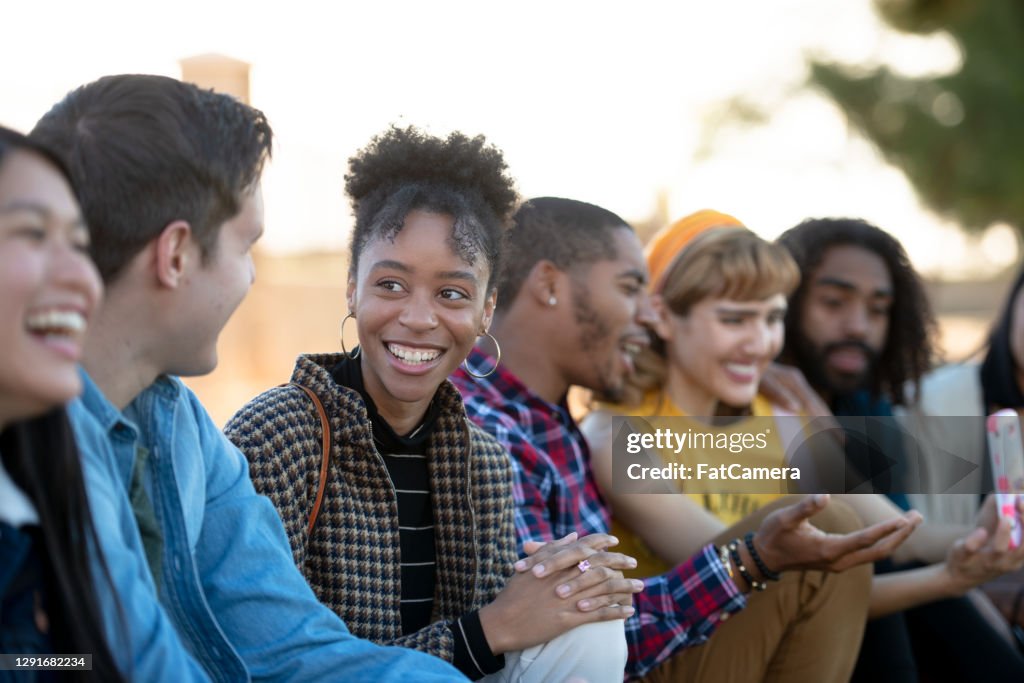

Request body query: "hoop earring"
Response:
[340, 313, 360, 360]
[463, 332, 501, 379]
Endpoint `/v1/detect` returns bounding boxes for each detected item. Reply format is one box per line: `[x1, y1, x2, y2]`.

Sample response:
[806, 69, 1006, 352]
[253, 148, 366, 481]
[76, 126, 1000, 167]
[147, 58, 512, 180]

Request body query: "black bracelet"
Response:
[744, 532, 781, 582]
[727, 538, 766, 591]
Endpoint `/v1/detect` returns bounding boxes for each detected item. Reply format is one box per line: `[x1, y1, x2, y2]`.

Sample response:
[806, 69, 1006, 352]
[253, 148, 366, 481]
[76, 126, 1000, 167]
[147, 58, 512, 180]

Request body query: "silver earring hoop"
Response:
[463, 332, 501, 379]
[340, 313, 360, 360]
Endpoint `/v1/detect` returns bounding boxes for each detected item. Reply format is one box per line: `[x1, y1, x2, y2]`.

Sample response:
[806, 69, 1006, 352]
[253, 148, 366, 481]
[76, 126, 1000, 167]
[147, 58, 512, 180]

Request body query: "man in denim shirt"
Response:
[31, 74, 465, 682]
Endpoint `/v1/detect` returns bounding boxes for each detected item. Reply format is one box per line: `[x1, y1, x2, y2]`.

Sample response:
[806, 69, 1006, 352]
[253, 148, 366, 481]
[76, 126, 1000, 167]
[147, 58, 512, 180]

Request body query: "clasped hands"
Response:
[478, 532, 641, 654]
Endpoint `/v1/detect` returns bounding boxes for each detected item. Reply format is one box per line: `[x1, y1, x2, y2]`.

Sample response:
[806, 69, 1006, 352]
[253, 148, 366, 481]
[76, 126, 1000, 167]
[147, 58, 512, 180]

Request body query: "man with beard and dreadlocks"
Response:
[777, 217, 935, 504]
[778, 217, 1024, 682]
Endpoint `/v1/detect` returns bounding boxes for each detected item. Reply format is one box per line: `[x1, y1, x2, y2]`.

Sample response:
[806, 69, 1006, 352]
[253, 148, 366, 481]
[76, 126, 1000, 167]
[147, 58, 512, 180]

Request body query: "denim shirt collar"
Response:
[78, 369, 186, 487]
[78, 369, 182, 433]
[78, 367, 129, 433]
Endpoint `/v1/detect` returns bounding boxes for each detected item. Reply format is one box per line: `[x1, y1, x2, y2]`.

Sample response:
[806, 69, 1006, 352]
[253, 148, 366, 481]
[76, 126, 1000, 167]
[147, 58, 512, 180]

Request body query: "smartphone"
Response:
[986, 409, 1024, 549]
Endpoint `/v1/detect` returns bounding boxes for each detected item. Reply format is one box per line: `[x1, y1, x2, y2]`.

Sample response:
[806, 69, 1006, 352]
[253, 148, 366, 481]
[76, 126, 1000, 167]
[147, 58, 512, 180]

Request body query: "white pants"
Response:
[481, 619, 628, 683]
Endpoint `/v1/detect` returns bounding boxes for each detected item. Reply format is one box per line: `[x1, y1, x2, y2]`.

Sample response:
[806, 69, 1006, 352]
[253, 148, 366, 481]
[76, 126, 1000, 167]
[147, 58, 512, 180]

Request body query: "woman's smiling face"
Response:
[0, 149, 102, 427]
[348, 209, 494, 427]
[657, 293, 787, 414]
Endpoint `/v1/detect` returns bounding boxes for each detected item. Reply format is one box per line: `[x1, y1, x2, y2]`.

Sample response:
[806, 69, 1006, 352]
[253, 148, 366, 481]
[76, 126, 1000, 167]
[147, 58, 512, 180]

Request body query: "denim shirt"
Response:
[69, 370, 465, 682]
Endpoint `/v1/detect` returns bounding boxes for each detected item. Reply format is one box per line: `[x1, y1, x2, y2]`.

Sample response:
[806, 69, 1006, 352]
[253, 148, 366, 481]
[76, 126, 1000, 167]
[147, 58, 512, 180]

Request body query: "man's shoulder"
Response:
[450, 370, 490, 403]
[920, 362, 980, 393]
[161, 375, 242, 428]
[464, 392, 531, 439]
[112, 375, 209, 426]
[160, 375, 210, 417]
[120, 377, 224, 450]
[136, 377, 248, 479]
[455, 376, 515, 420]
[916, 363, 983, 416]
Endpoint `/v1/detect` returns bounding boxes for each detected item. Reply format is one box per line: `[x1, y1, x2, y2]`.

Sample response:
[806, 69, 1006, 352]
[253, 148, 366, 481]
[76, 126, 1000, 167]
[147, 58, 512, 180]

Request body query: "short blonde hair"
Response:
[620, 227, 800, 407]
[660, 227, 799, 316]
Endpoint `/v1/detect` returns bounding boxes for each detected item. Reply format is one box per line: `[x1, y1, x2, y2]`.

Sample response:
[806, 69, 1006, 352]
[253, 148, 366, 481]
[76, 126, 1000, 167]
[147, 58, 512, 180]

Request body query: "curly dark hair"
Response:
[345, 126, 518, 292]
[778, 217, 936, 404]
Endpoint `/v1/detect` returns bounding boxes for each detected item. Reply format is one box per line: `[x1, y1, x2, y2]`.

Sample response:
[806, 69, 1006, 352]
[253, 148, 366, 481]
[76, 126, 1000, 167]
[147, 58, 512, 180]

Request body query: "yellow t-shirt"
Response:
[606, 391, 790, 577]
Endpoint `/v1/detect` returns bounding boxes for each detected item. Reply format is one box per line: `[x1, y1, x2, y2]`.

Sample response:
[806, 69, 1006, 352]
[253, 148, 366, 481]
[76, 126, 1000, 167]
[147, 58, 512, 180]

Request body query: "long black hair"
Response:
[779, 217, 936, 404]
[0, 125, 125, 681]
[980, 265, 1024, 410]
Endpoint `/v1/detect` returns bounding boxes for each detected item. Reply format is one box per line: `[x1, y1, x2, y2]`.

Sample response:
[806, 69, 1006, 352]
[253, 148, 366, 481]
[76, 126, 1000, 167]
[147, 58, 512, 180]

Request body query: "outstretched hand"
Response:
[753, 494, 922, 574]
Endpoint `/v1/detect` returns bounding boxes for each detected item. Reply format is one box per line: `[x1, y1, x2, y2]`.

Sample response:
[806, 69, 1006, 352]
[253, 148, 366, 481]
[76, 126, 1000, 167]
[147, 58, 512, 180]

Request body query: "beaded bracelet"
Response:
[726, 538, 767, 591]
[744, 532, 781, 582]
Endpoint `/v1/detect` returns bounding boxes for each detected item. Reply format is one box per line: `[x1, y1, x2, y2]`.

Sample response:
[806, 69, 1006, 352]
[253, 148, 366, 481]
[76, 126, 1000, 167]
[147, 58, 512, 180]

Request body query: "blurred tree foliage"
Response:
[810, 0, 1024, 235]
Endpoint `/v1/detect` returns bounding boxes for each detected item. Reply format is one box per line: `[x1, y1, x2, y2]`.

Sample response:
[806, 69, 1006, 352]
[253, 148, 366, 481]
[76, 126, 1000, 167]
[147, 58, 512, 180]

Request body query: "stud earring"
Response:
[548, 295, 557, 306]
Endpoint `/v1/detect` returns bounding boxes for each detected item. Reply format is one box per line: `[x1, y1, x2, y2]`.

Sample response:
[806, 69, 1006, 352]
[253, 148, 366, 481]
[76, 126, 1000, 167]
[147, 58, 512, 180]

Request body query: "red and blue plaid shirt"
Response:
[452, 348, 746, 679]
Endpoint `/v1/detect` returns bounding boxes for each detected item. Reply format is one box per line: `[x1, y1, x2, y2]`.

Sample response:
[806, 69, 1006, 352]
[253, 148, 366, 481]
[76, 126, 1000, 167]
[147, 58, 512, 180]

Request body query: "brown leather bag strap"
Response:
[289, 382, 332, 537]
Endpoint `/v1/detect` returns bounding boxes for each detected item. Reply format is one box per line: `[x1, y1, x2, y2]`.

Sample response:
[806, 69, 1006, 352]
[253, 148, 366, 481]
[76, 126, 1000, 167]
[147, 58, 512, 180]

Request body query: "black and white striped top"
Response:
[378, 440, 436, 633]
[332, 357, 439, 634]
[331, 356, 502, 679]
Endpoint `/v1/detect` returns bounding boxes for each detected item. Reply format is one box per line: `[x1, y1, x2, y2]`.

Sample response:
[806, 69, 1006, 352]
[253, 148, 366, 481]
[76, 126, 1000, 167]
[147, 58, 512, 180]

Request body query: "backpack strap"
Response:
[288, 382, 332, 537]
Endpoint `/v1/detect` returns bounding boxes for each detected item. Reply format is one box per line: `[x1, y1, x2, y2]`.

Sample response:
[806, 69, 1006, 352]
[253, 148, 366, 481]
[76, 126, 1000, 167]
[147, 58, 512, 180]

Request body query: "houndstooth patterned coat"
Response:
[224, 352, 518, 663]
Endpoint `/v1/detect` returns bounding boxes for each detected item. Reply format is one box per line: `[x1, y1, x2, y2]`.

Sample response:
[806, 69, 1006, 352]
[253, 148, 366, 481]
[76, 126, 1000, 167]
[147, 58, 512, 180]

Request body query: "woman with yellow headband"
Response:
[582, 210, 1024, 682]
[617, 210, 802, 528]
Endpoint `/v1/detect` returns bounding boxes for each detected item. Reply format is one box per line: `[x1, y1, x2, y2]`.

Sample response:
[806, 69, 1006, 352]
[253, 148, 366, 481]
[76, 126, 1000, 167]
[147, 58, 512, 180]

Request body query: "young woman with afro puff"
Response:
[225, 126, 638, 682]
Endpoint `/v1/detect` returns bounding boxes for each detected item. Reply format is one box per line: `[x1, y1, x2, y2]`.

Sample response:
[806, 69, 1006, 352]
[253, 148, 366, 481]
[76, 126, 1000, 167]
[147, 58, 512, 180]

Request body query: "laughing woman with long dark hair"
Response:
[0, 126, 123, 682]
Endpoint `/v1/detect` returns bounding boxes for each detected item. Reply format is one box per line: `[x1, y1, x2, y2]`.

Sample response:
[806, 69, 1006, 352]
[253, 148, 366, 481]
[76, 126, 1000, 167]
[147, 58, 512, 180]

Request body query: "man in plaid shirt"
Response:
[452, 197, 919, 680]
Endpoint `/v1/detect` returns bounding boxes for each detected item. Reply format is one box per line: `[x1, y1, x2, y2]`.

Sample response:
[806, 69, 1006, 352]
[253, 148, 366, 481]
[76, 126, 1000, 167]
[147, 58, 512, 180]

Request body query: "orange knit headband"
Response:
[645, 209, 745, 292]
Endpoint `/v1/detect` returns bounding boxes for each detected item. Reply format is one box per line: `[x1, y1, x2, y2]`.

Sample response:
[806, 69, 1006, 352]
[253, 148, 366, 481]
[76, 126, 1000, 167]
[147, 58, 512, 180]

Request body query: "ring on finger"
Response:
[577, 559, 591, 573]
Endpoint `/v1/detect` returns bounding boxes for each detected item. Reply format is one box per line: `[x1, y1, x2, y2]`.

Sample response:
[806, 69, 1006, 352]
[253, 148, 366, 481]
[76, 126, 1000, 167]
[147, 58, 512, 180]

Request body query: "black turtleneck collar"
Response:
[330, 353, 442, 453]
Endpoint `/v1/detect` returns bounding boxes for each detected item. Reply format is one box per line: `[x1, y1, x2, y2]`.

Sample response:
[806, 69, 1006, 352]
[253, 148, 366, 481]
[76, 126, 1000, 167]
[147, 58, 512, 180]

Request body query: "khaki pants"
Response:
[644, 497, 872, 683]
[482, 619, 628, 683]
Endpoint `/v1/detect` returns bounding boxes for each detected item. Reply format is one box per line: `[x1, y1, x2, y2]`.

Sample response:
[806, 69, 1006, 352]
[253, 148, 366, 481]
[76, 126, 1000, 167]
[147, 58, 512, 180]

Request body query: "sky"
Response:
[2, 0, 1015, 278]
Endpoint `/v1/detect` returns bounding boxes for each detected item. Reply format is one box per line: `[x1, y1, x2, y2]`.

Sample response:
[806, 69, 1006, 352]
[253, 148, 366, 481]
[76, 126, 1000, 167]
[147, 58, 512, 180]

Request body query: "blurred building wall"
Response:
[171, 54, 1012, 425]
[185, 249, 1011, 427]
[180, 53, 251, 103]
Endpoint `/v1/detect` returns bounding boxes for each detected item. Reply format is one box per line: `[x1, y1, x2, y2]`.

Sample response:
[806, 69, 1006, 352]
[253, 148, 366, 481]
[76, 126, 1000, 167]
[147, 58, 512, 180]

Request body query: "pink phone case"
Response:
[986, 409, 1024, 549]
